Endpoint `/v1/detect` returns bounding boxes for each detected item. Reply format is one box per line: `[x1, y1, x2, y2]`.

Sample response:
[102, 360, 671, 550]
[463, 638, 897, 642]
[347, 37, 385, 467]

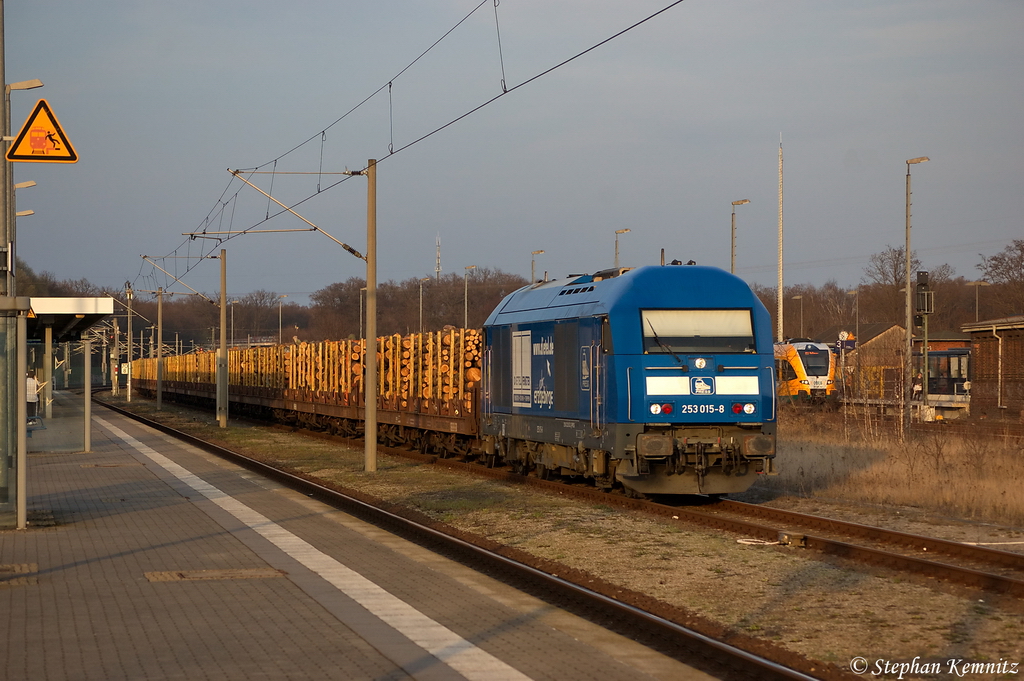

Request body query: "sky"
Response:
[6, 1, 1023, 305]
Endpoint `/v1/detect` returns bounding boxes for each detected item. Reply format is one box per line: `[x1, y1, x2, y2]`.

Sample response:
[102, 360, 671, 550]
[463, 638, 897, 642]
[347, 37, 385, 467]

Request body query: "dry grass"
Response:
[754, 406, 1024, 527]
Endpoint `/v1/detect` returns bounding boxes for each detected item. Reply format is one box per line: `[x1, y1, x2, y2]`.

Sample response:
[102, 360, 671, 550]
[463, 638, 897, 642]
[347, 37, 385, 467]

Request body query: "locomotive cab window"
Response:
[641, 309, 755, 354]
[797, 348, 830, 376]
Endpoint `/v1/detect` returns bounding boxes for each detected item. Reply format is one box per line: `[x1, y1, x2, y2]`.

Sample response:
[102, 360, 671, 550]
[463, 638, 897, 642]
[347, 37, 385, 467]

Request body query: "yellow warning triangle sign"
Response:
[6, 99, 78, 163]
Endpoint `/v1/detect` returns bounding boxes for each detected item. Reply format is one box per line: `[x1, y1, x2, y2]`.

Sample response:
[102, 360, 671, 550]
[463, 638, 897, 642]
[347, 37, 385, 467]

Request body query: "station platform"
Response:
[1, 394, 710, 681]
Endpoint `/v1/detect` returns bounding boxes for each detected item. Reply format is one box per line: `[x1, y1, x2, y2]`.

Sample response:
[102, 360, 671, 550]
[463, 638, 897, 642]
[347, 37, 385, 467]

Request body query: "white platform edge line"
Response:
[94, 417, 533, 681]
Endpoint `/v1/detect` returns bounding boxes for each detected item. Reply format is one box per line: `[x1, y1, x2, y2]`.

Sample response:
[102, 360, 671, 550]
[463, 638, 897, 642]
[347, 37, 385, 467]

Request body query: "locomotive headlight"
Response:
[650, 403, 662, 415]
[743, 403, 756, 415]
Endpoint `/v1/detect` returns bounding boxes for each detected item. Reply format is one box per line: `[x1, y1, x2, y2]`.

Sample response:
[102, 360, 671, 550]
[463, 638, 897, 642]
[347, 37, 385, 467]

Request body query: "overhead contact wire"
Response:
[161, 1, 684, 293]
[237, 0, 490, 172]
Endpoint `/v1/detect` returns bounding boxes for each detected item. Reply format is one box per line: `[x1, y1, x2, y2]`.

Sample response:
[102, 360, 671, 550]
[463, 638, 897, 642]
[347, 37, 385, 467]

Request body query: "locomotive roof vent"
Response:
[558, 285, 596, 296]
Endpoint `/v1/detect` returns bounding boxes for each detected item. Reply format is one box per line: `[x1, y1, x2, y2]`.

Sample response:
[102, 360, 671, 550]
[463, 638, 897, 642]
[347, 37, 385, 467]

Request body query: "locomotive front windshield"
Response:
[798, 348, 830, 376]
[641, 309, 755, 354]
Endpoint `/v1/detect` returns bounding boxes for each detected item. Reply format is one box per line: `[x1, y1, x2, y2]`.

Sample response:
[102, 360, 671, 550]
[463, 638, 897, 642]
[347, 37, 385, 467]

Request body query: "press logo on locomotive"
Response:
[532, 337, 554, 356]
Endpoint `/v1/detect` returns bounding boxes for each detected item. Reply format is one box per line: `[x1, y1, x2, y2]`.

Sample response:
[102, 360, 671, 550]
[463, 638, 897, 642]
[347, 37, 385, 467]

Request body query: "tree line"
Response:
[760, 240, 1023, 341]
[15, 239, 1024, 351]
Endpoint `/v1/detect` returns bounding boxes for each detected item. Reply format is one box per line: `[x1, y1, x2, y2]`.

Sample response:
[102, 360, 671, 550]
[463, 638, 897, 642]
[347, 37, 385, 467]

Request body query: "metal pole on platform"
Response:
[0, 0, 12, 526]
[217, 250, 228, 428]
[125, 283, 133, 403]
[16, 303, 26, 528]
[364, 161, 377, 472]
[110, 318, 119, 396]
[43, 326, 52, 418]
[156, 287, 163, 411]
[83, 337, 91, 453]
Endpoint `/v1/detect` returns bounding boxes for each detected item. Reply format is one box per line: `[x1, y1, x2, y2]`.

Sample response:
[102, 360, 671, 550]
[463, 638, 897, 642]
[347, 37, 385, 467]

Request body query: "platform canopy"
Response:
[27, 297, 115, 343]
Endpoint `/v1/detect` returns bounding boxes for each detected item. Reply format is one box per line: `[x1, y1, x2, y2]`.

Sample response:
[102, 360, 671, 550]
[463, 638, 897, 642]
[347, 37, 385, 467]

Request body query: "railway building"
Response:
[962, 315, 1024, 420]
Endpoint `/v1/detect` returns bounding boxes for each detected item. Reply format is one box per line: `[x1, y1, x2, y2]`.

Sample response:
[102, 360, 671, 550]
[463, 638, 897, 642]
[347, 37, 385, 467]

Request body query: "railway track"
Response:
[96, 398, 842, 681]
[267, 413, 1024, 605]
[419, 451, 1024, 604]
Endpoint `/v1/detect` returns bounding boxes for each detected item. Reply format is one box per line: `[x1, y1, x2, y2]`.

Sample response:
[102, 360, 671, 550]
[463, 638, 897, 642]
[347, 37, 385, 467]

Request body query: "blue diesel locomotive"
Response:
[481, 264, 777, 495]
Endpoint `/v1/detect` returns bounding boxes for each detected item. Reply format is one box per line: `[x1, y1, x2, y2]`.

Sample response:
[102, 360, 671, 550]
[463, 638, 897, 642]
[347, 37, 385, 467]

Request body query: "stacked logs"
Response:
[383, 327, 482, 413]
[132, 327, 484, 414]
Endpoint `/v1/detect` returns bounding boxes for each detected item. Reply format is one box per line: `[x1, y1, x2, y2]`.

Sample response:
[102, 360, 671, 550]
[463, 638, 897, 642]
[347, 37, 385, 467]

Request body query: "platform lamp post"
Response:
[419, 278, 430, 333]
[464, 265, 476, 328]
[730, 199, 749, 275]
[791, 295, 804, 338]
[277, 294, 287, 344]
[2, 74, 44, 530]
[903, 156, 930, 440]
[967, 281, 990, 322]
[531, 250, 544, 283]
[614, 229, 630, 269]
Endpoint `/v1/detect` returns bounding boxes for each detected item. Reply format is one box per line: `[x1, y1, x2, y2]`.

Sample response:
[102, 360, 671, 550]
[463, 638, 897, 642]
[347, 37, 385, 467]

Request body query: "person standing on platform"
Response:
[26, 371, 40, 418]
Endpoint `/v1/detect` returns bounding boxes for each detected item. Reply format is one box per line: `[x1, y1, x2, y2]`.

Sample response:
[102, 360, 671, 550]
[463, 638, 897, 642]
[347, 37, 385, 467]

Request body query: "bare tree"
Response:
[978, 239, 1024, 316]
[862, 245, 920, 287]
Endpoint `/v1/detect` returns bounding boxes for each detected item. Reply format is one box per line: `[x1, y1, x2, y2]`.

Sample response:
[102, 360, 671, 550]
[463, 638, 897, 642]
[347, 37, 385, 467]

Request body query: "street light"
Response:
[966, 281, 990, 322]
[3, 80, 43, 530]
[464, 265, 476, 328]
[614, 229, 630, 269]
[531, 250, 544, 283]
[419, 278, 430, 333]
[904, 156, 930, 439]
[791, 295, 804, 338]
[277, 294, 288, 344]
[730, 199, 750, 275]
